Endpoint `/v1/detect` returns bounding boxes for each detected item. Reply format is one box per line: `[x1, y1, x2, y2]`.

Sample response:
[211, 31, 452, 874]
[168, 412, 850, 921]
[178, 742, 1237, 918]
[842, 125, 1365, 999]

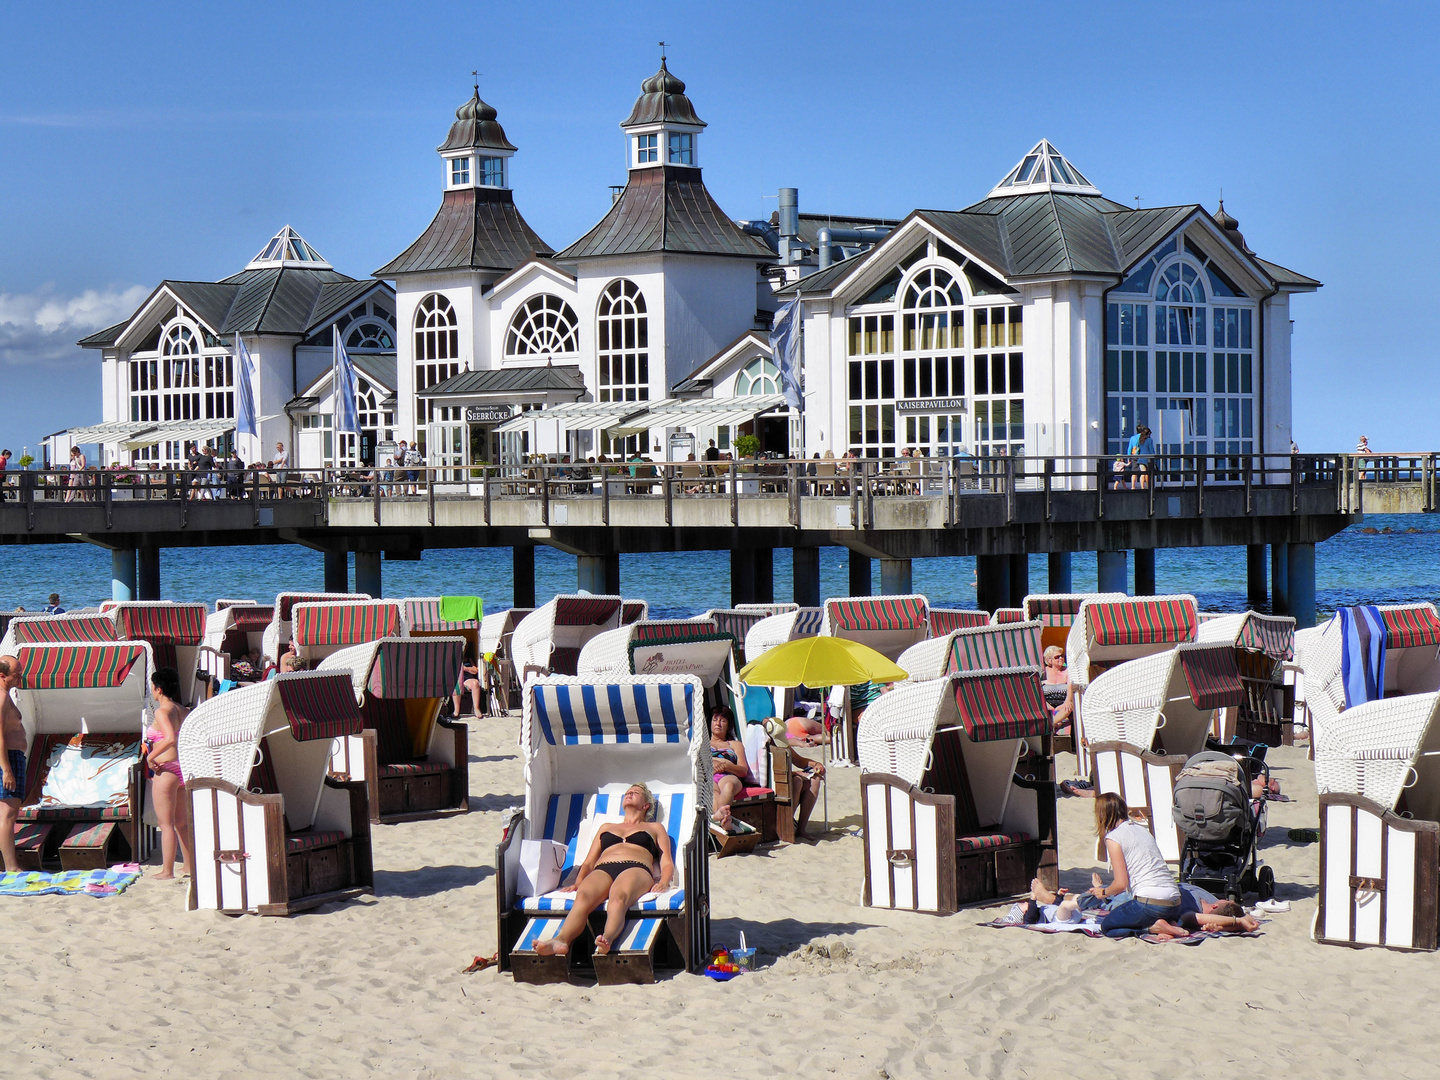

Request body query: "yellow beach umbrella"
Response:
[738, 635, 908, 689]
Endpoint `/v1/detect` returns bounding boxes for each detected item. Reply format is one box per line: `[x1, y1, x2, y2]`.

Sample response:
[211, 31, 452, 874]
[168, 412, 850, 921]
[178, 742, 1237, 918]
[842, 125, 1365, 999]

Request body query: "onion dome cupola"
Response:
[438, 84, 518, 191]
[1214, 199, 1255, 256]
[620, 56, 706, 171]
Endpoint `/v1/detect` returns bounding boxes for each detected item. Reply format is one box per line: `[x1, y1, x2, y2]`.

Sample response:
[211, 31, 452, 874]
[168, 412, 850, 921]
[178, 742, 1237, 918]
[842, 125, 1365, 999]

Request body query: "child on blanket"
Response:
[1024, 878, 1260, 936]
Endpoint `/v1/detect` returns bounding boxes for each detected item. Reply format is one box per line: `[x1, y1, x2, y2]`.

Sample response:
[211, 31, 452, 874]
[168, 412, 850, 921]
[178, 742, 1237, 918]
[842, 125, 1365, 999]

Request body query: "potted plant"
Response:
[734, 434, 762, 459]
[17, 455, 33, 469]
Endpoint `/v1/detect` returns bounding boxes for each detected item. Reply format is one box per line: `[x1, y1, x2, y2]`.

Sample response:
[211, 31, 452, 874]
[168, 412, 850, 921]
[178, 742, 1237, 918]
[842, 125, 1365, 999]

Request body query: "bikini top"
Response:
[598, 828, 662, 860]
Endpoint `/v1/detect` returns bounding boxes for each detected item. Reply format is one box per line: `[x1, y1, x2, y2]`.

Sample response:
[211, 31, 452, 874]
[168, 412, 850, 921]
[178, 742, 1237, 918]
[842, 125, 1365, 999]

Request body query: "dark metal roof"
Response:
[375, 186, 553, 277]
[621, 59, 705, 128]
[419, 363, 587, 398]
[1255, 257, 1321, 289]
[438, 89, 517, 153]
[557, 166, 774, 261]
[297, 352, 397, 398]
[165, 280, 241, 332]
[76, 320, 130, 348]
[795, 213, 901, 245]
[311, 279, 386, 328]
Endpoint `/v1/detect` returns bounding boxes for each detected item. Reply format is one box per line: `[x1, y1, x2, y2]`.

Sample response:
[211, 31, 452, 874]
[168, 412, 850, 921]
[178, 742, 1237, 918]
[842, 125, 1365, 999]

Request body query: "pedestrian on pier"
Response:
[0, 448, 9, 502]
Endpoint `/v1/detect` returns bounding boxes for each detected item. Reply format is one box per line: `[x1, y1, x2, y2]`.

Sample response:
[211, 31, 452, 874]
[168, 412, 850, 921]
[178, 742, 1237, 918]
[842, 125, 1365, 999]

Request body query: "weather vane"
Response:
[658, 40, 666, 62]
[471, 69, 480, 93]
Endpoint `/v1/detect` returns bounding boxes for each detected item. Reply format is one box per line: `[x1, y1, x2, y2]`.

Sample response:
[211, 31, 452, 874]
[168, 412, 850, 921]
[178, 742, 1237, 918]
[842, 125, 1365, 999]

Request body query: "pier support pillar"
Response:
[110, 548, 137, 603]
[880, 558, 913, 596]
[754, 548, 774, 605]
[1287, 543, 1317, 629]
[1271, 543, 1290, 615]
[1047, 552, 1073, 594]
[1096, 551, 1128, 595]
[848, 551, 872, 597]
[731, 547, 755, 606]
[1133, 549, 1156, 596]
[513, 545, 536, 608]
[977, 554, 1010, 613]
[354, 552, 382, 598]
[323, 550, 347, 593]
[1247, 545, 1268, 608]
[1008, 554, 1030, 607]
[137, 546, 161, 601]
[792, 548, 820, 607]
[577, 553, 619, 596]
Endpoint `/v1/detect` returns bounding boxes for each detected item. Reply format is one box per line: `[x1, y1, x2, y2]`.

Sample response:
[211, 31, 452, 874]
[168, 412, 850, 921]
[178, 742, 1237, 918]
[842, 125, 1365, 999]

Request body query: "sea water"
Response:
[1, 514, 1435, 619]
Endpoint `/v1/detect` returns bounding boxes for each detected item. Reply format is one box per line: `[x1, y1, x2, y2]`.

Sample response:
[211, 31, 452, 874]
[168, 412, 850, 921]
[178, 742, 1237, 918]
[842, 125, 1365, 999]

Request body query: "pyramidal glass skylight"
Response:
[246, 225, 333, 270]
[987, 140, 1101, 199]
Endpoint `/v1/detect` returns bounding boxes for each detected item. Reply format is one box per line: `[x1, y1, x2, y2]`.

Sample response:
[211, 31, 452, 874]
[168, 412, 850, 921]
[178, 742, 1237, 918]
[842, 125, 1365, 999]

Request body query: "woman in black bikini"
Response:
[535, 782, 674, 958]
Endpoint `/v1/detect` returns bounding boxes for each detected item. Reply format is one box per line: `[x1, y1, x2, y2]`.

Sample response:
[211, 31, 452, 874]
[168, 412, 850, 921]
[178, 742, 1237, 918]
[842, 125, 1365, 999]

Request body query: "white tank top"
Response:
[1107, 820, 1179, 903]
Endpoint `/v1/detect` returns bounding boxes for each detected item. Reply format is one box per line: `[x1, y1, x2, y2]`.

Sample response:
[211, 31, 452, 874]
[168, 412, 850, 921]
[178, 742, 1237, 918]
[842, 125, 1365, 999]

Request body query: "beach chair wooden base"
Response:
[1316, 793, 1440, 952]
[593, 918, 663, 985]
[12, 821, 53, 871]
[709, 820, 759, 858]
[511, 918, 574, 984]
[1090, 741, 1187, 863]
[59, 821, 122, 871]
[730, 797, 779, 844]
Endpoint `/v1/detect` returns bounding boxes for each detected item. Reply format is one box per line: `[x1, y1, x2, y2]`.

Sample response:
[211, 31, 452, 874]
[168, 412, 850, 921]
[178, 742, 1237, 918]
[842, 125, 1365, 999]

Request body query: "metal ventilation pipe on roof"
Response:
[778, 188, 800, 263]
[737, 220, 779, 253]
[817, 226, 892, 270]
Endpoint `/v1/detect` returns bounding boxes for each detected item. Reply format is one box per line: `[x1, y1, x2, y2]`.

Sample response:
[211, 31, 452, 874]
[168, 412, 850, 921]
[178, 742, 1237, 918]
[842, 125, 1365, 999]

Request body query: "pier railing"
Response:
[5, 451, 1410, 529]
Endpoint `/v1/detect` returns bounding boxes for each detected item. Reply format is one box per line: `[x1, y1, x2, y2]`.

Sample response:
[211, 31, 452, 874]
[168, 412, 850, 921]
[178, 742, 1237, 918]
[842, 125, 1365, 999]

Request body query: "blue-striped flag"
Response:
[333, 333, 360, 435]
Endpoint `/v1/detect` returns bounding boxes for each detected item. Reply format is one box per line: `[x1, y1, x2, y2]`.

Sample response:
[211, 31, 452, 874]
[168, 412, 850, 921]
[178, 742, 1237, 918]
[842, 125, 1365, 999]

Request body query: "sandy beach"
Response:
[6, 726, 1434, 1079]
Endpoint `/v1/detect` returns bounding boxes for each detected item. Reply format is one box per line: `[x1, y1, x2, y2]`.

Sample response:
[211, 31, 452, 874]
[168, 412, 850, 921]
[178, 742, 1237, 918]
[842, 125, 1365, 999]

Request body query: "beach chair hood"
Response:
[945, 621, 1044, 676]
[1082, 642, 1242, 757]
[0, 611, 119, 655]
[1313, 690, 1440, 817]
[743, 608, 823, 662]
[1196, 610, 1296, 662]
[927, 609, 990, 636]
[12, 641, 156, 750]
[262, 592, 371, 662]
[822, 594, 931, 662]
[404, 597, 484, 634]
[511, 595, 624, 675]
[318, 636, 466, 703]
[1067, 594, 1199, 689]
[291, 600, 404, 659]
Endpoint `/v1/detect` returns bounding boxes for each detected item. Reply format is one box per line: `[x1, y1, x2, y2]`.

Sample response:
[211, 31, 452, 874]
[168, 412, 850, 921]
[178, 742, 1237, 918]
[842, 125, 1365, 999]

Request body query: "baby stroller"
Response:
[1172, 750, 1274, 903]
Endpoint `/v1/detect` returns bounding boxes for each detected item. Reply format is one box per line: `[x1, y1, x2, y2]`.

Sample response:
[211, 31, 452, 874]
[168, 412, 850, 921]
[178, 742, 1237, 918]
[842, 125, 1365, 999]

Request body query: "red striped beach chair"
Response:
[858, 669, 1057, 913]
[1197, 610, 1298, 745]
[200, 604, 274, 687]
[510, 595, 623, 683]
[107, 602, 208, 705]
[318, 636, 469, 820]
[291, 600, 403, 664]
[822, 595, 932, 764]
[928, 609, 990, 637]
[261, 592, 371, 665]
[479, 607, 533, 714]
[498, 675, 711, 984]
[10, 641, 156, 870]
[178, 671, 374, 915]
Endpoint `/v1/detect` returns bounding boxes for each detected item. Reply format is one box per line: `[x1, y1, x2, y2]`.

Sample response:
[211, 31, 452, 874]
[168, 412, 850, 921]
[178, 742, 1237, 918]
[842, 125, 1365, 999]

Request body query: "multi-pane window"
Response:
[129, 358, 159, 422]
[635, 134, 658, 164]
[414, 293, 461, 439]
[450, 158, 470, 185]
[736, 356, 778, 396]
[480, 156, 505, 186]
[507, 294, 580, 357]
[203, 354, 234, 420]
[596, 279, 648, 402]
[162, 324, 202, 422]
[331, 377, 395, 467]
[973, 350, 1025, 457]
[847, 312, 896, 457]
[1105, 247, 1256, 468]
[667, 133, 693, 164]
[332, 297, 397, 351]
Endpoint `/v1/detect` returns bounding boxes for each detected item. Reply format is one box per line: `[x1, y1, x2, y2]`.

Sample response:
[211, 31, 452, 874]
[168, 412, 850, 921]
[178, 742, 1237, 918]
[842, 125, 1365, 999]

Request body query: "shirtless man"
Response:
[0, 655, 26, 872]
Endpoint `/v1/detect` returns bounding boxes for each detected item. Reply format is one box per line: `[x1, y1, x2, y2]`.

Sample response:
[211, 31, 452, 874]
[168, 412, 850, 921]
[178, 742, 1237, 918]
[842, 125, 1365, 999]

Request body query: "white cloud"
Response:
[0, 284, 147, 366]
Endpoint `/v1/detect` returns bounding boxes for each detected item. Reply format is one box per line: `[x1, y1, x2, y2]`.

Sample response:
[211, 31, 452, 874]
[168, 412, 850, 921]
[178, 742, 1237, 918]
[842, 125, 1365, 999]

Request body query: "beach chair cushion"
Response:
[13, 821, 51, 851]
[377, 762, 447, 776]
[956, 832, 1031, 853]
[285, 829, 347, 854]
[518, 887, 687, 914]
[60, 821, 116, 851]
[20, 804, 130, 822]
[549, 647, 582, 676]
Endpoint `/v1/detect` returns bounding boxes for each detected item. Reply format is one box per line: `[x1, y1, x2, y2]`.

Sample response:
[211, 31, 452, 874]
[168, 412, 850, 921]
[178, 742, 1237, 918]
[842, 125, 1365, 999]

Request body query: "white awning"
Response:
[609, 394, 789, 436]
[120, 420, 237, 450]
[63, 420, 159, 444]
[492, 399, 649, 435]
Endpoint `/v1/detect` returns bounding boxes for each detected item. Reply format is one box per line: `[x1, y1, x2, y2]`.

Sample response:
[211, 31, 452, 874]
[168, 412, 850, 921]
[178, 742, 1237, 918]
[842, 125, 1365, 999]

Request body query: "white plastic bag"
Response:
[516, 838, 567, 896]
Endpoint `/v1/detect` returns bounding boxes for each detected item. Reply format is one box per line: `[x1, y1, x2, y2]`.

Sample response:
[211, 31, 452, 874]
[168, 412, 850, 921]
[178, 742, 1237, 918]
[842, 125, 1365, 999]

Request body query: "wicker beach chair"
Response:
[511, 595, 624, 683]
[1065, 594, 1199, 773]
[927, 609, 990, 637]
[106, 601, 208, 705]
[479, 607, 532, 714]
[261, 592, 371, 665]
[1312, 689, 1440, 950]
[858, 669, 1057, 913]
[822, 594, 932, 763]
[621, 600, 648, 625]
[290, 600, 404, 665]
[178, 671, 373, 915]
[1196, 610, 1297, 745]
[497, 674, 711, 984]
[318, 636, 469, 821]
[0, 611, 119, 654]
[1022, 592, 1126, 653]
[200, 603, 274, 689]
[9, 641, 157, 870]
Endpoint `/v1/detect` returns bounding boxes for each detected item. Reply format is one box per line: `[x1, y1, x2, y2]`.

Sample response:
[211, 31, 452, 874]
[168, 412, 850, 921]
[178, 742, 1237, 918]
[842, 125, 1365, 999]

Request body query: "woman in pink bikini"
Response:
[144, 667, 194, 879]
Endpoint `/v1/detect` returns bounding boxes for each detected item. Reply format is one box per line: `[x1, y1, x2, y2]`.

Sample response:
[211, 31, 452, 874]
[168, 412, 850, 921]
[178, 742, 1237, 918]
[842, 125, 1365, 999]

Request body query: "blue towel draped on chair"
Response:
[1338, 605, 1386, 709]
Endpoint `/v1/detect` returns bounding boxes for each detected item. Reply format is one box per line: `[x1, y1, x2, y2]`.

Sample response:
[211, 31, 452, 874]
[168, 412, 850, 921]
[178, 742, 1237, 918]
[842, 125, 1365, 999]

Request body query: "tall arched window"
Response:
[414, 293, 460, 435]
[596, 280, 648, 402]
[162, 322, 202, 422]
[736, 356, 778, 396]
[506, 294, 580, 357]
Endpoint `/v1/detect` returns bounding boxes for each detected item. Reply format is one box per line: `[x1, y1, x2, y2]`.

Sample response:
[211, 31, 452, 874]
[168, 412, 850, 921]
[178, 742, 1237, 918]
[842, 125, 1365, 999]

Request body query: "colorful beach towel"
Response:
[1338, 605, 1386, 708]
[0, 864, 141, 898]
[440, 596, 482, 623]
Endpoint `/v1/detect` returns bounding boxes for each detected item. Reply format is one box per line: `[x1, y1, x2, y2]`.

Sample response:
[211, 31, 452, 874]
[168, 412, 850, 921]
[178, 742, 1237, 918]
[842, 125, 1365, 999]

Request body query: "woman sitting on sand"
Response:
[144, 666, 195, 880]
[1089, 792, 1183, 937]
[536, 782, 673, 958]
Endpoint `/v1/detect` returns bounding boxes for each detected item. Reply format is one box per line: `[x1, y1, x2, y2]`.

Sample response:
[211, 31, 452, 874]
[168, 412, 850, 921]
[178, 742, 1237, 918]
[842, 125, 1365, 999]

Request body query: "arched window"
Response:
[736, 356, 779, 396]
[596, 280, 648, 402]
[414, 293, 461, 436]
[161, 322, 202, 422]
[506, 294, 580, 357]
[1155, 261, 1206, 304]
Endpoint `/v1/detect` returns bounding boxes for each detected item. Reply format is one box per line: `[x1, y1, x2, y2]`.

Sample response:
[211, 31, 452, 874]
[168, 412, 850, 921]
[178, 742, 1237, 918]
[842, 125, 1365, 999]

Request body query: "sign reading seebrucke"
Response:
[895, 398, 966, 413]
[465, 405, 514, 423]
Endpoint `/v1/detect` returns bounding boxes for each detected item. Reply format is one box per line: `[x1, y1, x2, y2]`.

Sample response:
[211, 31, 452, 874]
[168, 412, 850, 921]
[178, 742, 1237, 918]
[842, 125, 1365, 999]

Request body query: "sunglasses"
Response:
[1047, 657, 1067, 666]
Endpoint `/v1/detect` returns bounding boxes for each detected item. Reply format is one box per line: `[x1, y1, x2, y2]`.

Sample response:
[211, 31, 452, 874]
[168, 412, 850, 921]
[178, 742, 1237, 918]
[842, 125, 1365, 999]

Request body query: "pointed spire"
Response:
[1214, 199, 1253, 255]
[246, 225, 332, 270]
[987, 140, 1101, 199]
[438, 85, 517, 153]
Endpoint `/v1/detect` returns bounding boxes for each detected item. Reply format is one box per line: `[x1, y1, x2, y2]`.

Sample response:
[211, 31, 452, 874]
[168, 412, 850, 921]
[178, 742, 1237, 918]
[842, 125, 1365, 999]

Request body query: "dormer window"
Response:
[635, 134, 658, 164]
[479, 156, 505, 186]
[450, 157, 471, 186]
[667, 132, 693, 165]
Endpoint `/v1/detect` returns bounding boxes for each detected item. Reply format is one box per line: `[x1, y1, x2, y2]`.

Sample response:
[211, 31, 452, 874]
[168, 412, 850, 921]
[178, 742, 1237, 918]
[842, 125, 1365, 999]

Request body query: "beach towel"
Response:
[0, 864, 141, 898]
[440, 596, 482, 623]
[1338, 605, 1386, 709]
[41, 739, 139, 809]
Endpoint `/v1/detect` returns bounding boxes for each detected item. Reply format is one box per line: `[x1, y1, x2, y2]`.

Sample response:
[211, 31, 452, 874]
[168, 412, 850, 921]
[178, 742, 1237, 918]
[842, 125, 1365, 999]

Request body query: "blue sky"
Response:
[0, 0, 1433, 457]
